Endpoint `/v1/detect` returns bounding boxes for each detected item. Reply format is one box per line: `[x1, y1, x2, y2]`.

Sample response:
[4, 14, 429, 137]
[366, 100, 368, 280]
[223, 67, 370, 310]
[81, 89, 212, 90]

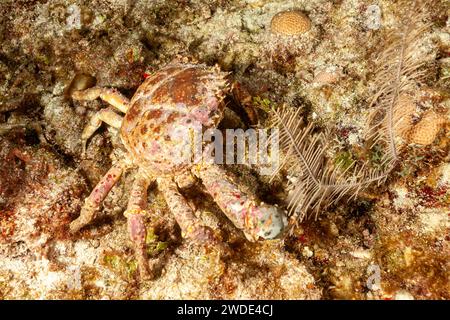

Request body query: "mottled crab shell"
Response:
[120, 63, 229, 175]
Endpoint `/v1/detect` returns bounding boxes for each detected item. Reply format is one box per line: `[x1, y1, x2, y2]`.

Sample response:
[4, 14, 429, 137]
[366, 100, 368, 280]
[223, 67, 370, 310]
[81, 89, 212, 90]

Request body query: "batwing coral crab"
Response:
[69, 62, 287, 277]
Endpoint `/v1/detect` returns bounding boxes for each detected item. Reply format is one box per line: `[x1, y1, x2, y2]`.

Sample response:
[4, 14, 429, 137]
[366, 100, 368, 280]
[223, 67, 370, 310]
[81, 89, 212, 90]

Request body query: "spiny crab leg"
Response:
[194, 163, 287, 241]
[80, 107, 123, 155]
[72, 87, 129, 113]
[157, 177, 220, 246]
[70, 161, 125, 233]
[123, 170, 153, 278]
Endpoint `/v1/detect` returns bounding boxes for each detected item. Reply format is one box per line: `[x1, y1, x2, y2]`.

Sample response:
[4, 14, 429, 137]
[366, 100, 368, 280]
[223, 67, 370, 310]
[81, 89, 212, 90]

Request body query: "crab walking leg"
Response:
[70, 162, 124, 233]
[72, 87, 129, 113]
[195, 164, 287, 241]
[157, 177, 219, 245]
[81, 108, 123, 155]
[123, 172, 153, 277]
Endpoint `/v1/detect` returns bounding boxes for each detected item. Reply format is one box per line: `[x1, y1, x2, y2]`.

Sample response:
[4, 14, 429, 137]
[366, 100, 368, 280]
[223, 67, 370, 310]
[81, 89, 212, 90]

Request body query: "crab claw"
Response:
[244, 204, 288, 241]
[196, 164, 288, 242]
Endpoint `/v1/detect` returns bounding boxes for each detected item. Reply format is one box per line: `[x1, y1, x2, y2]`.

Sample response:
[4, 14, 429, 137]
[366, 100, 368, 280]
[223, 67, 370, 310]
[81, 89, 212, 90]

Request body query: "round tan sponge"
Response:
[270, 10, 312, 36]
[409, 110, 445, 146]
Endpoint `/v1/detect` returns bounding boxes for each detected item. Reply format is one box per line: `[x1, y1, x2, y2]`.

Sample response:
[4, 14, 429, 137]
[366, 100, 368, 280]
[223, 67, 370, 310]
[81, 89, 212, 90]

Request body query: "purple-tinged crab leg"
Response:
[157, 177, 219, 246]
[195, 164, 287, 241]
[70, 162, 124, 233]
[124, 171, 153, 278]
